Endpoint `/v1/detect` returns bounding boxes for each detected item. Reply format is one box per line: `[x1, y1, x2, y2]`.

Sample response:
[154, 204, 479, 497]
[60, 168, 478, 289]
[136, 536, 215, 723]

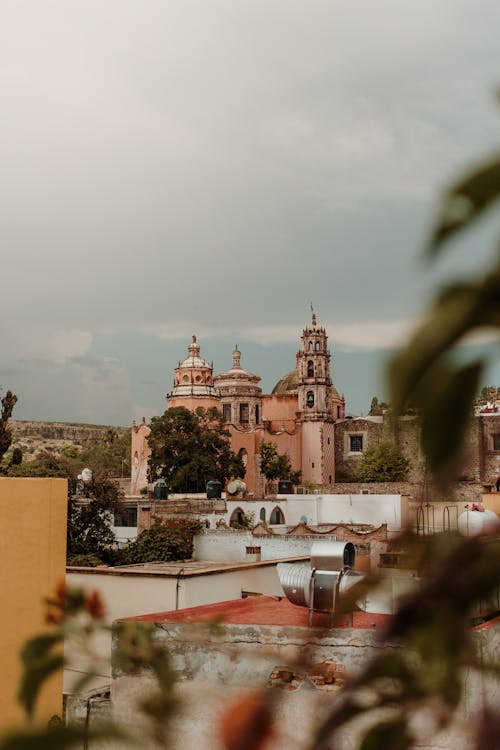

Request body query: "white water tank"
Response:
[81, 468, 93, 483]
[458, 509, 500, 538]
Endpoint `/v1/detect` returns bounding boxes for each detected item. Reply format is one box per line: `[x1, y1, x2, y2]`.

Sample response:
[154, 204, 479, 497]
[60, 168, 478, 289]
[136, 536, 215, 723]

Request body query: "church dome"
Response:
[272, 369, 299, 395]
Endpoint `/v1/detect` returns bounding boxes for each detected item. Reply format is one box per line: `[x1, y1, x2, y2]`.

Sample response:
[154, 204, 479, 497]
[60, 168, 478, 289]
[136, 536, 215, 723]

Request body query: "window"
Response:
[494, 434, 500, 450]
[240, 403, 249, 423]
[222, 403, 231, 422]
[239, 447, 248, 467]
[307, 360, 314, 377]
[259, 507, 266, 522]
[306, 391, 315, 408]
[255, 404, 260, 424]
[182, 374, 189, 382]
[308, 341, 313, 351]
[114, 506, 138, 527]
[315, 341, 320, 351]
[350, 435, 363, 453]
[269, 506, 285, 524]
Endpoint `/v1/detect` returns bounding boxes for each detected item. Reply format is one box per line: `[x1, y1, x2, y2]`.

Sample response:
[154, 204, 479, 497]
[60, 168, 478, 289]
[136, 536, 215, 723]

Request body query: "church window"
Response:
[493, 434, 500, 450]
[315, 341, 320, 351]
[308, 341, 313, 351]
[337, 406, 341, 418]
[240, 403, 249, 423]
[239, 448, 248, 467]
[306, 391, 314, 408]
[222, 403, 231, 422]
[350, 435, 363, 453]
[255, 404, 260, 424]
[183, 375, 189, 382]
[195, 375, 201, 382]
[327, 437, 330, 445]
[307, 360, 314, 377]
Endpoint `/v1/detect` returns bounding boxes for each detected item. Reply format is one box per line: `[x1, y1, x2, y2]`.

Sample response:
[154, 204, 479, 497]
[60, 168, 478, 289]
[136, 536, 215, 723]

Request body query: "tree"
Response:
[119, 519, 202, 564]
[66, 477, 121, 564]
[357, 442, 411, 482]
[148, 406, 244, 492]
[368, 396, 389, 416]
[259, 441, 300, 483]
[0, 389, 17, 466]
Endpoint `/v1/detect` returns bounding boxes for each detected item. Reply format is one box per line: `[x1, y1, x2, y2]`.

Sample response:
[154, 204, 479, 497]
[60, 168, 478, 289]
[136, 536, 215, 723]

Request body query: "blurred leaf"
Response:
[18, 653, 64, 718]
[359, 720, 410, 750]
[0, 724, 125, 750]
[427, 154, 500, 256]
[18, 633, 65, 718]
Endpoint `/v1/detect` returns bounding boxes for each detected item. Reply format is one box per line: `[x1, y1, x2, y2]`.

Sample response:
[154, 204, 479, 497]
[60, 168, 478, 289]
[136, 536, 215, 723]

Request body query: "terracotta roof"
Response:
[122, 595, 392, 630]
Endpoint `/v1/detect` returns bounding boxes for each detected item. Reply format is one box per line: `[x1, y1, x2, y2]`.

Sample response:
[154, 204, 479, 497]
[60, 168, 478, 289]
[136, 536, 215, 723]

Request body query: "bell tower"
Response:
[297, 312, 332, 420]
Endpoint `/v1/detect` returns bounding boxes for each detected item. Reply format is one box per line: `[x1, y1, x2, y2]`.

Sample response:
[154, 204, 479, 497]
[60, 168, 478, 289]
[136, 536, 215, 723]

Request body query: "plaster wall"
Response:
[194, 531, 319, 562]
[109, 620, 500, 750]
[65, 563, 286, 691]
[0, 478, 67, 726]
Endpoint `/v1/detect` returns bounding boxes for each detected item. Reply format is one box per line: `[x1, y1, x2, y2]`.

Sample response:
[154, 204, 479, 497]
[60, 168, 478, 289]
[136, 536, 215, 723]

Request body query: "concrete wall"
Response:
[108, 618, 500, 750]
[194, 531, 320, 562]
[0, 478, 67, 727]
[65, 562, 289, 691]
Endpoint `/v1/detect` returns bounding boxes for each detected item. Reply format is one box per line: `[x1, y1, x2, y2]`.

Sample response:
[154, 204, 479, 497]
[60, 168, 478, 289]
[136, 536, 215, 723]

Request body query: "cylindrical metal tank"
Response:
[206, 480, 222, 499]
[458, 509, 500, 538]
[311, 541, 355, 571]
[153, 478, 168, 500]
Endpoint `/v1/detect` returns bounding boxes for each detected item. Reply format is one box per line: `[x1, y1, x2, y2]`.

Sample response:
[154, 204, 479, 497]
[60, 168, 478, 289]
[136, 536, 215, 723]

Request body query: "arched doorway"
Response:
[269, 506, 285, 525]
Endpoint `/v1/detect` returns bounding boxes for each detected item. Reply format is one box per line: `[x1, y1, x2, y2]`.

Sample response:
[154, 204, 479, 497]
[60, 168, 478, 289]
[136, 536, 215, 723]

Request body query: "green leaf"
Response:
[359, 720, 410, 750]
[427, 154, 500, 256]
[0, 724, 125, 750]
[18, 653, 64, 718]
[19, 633, 63, 664]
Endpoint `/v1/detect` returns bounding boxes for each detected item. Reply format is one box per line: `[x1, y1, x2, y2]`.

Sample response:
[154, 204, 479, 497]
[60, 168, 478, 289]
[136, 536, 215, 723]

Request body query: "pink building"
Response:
[131, 315, 345, 496]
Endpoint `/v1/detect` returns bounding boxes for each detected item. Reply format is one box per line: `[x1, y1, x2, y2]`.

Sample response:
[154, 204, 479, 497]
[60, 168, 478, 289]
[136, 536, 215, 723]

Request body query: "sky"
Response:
[2, 1, 500, 425]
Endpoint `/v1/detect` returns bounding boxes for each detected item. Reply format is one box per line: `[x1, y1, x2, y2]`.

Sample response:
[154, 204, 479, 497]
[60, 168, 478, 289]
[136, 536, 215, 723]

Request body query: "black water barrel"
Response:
[153, 478, 168, 500]
[206, 480, 222, 499]
[278, 479, 293, 494]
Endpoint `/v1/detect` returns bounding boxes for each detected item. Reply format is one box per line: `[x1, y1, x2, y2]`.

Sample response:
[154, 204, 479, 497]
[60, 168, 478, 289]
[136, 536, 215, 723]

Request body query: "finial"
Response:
[310, 302, 317, 326]
[192, 334, 197, 343]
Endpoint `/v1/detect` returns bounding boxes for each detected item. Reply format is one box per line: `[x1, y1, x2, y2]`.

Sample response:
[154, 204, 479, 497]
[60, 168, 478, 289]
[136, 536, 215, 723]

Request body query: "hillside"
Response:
[10, 420, 129, 462]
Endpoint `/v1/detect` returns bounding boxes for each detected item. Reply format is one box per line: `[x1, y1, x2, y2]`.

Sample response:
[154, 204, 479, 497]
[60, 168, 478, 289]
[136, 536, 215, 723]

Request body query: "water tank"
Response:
[153, 478, 168, 500]
[227, 479, 247, 496]
[206, 480, 222, 499]
[458, 509, 500, 538]
[278, 479, 293, 494]
[81, 468, 92, 483]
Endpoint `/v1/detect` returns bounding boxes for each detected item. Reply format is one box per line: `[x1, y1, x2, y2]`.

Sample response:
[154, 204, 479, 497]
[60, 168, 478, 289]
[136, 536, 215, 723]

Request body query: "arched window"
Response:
[255, 404, 260, 424]
[308, 341, 313, 351]
[315, 341, 320, 351]
[307, 360, 314, 377]
[238, 447, 248, 468]
[259, 507, 266, 522]
[229, 508, 245, 528]
[270, 506, 285, 524]
[306, 391, 315, 408]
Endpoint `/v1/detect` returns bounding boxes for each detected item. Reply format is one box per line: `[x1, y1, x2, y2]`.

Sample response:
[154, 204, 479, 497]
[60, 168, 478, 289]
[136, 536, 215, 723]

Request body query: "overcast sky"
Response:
[2, 1, 500, 425]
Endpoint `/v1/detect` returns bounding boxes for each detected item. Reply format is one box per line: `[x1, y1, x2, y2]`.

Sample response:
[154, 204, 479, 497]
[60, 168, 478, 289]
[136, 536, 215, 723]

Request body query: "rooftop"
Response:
[123, 595, 392, 630]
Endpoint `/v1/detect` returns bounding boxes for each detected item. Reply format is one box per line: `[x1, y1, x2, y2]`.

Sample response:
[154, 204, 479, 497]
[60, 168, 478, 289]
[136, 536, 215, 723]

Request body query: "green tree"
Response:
[66, 477, 121, 563]
[259, 440, 301, 484]
[368, 396, 389, 416]
[119, 519, 202, 564]
[148, 407, 244, 492]
[0, 389, 17, 467]
[357, 443, 411, 482]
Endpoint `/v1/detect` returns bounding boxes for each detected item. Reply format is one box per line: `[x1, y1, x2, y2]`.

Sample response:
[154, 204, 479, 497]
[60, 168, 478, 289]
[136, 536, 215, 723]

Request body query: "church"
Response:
[131, 314, 346, 495]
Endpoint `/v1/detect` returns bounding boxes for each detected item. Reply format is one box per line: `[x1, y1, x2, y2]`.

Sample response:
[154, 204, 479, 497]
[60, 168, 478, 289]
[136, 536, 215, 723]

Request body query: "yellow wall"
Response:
[0, 478, 67, 729]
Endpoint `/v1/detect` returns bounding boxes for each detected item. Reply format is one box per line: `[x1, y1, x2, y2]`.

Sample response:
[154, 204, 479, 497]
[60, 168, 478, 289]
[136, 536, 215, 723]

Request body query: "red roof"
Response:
[123, 596, 392, 630]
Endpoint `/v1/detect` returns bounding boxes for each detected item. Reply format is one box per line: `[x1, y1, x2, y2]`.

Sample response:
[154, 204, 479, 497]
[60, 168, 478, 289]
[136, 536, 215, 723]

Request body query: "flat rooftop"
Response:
[123, 595, 392, 630]
[67, 555, 310, 578]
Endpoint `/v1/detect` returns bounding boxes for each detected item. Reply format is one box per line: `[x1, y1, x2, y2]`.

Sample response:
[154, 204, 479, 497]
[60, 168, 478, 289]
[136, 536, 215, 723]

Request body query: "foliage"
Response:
[66, 553, 104, 567]
[0, 389, 18, 467]
[66, 478, 121, 563]
[7, 451, 72, 480]
[259, 441, 300, 483]
[119, 519, 202, 564]
[388, 146, 500, 488]
[357, 443, 411, 482]
[148, 407, 245, 492]
[230, 510, 255, 530]
[368, 396, 390, 416]
[10, 447, 23, 466]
